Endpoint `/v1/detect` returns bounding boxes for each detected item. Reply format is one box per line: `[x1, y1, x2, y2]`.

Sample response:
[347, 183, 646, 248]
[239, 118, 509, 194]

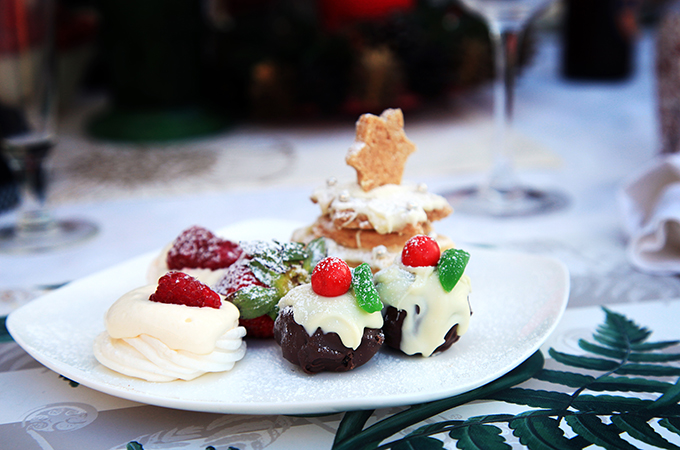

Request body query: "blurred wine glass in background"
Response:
[0, 0, 97, 253]
[442, 0, 568, 216]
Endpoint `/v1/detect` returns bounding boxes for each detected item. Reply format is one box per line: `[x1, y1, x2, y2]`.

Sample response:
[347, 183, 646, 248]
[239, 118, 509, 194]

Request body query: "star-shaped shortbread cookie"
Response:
[346, 108, 416, 191]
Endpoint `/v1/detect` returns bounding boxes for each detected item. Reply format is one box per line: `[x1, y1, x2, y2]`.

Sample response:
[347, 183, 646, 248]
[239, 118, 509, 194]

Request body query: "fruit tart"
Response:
[93, 271, 246, 382]
[374, 235, 472, 357]
[213, 238, 326, 338]
[273, 256, 385, 374]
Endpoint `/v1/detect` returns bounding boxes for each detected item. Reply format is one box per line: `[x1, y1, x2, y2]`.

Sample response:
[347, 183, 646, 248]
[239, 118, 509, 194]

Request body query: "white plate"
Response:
[7, 219, 569, 415]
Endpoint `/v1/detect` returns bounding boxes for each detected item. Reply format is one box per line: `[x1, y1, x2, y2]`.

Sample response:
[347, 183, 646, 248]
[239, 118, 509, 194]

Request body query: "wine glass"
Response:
[0, 0, 97, 253]
[442, 0, 567, 216]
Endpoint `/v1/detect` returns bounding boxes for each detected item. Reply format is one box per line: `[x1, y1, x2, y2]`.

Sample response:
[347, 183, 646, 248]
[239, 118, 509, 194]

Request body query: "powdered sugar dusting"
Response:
[8, 227, 568, 415]
[167, 226, 242, 271]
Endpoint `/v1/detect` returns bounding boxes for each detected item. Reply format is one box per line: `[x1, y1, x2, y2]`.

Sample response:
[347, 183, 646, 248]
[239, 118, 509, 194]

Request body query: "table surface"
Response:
[2, 29, 680, 450]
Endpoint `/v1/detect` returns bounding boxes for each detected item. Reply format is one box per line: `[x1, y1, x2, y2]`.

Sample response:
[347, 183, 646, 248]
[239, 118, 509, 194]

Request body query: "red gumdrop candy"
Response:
[311, 256, 352, 297]
[401, 235, 441, 267]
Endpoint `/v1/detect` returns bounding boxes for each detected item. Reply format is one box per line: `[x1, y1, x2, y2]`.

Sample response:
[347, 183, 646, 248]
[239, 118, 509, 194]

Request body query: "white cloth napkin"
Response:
[620, 154, 680, 274]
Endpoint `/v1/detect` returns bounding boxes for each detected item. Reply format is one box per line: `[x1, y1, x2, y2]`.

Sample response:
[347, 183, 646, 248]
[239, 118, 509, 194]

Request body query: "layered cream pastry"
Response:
[94, 272, 246, 381]
[292, 108, 453, 271]
[374, 235, 472, 357]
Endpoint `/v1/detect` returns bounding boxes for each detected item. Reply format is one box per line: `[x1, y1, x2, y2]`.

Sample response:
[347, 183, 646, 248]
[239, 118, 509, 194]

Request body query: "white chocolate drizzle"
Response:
[374, 260, 471, 357]
[311, 181, 451, 234]
[277, 284, 383, 350]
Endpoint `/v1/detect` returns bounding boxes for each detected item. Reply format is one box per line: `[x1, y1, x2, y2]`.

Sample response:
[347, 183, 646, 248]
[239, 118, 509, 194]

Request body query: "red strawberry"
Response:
[214, 258, 266, 295]
[150, 271, 222, 309]
[238, 315, 275, 339]
[166, 226, 242, 271]
[214, 259, 274, 338]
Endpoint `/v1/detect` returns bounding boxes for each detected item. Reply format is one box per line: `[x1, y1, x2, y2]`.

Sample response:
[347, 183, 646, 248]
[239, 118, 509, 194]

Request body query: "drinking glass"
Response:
[0, 0, 97, 252]
[442, 0, 567, 216]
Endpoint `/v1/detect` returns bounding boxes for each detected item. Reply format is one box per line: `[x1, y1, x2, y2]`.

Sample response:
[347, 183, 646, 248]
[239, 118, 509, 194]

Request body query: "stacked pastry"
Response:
[292, 108, 453, 271]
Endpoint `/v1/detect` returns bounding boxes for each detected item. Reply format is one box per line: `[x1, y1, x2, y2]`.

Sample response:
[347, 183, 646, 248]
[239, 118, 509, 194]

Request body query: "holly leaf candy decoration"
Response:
[303, 238, 326, 273]
[351, 263, 383, 313]
[437, 248, 470, 292]
[243, 239, 323, 295]
[227, 285, 280, 320]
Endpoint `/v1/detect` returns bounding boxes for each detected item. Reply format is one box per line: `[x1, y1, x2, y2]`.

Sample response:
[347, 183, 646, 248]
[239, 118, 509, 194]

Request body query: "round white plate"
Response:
[7, 219, 569, 415]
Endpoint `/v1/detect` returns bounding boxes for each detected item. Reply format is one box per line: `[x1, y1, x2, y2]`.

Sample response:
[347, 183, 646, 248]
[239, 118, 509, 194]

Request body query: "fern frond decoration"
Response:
[332, 307, 680, 450]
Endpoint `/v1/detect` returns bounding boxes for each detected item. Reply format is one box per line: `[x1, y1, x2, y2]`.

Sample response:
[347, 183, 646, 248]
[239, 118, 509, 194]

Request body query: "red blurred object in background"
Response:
[319, 0, 415, 31]
[0, 0, 47, 55]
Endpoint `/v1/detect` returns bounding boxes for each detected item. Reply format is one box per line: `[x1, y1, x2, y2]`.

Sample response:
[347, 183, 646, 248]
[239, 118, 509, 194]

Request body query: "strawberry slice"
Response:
[238, 315, 275, 339]
[214, 258, 267, 295]
[214, 259, 275, 337]
[166, 226, 242, 271]
[150, 271, 222, 309]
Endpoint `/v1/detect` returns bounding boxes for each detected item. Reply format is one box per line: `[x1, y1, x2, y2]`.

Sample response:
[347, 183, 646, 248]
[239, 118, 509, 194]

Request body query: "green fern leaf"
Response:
[487, 388, 571, 409]
[578, 339, 626, 359]
[659, 417, 680, 436]
[572, 394, 652, 413]
[565, 414, 639, 450]
[332, 353, 544, 450]
[534, 369, 595, 388]
[631, 341, 680, 351]
[406, 421, 464, 439]
[590, 376, 674, 394]
[610, 414, 680, 450]
[391, 436, 446, 450]
[601, 307, 652, 344]
[630, 352, 680, 363]
[548, 348, 619, 371]
[617, 363, 680, 377]
[333, 409, 374, 447]
[593, 333, 628, 350]
[448, 423, 511, 450]
[577, 339, 680, 363]
[646, 376, 680, 410]
[578, 338, 680, 363]
[509, 411, 582, 450]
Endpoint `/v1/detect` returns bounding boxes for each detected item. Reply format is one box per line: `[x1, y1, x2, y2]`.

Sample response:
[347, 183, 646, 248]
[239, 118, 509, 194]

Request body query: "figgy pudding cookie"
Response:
[273, 257, 384, 373]
[292, 108, 453, 271]
[374, 235, 472, 357]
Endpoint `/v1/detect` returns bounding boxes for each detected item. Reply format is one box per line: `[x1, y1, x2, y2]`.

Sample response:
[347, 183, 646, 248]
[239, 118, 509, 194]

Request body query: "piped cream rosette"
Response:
[93, 284, 246, 382]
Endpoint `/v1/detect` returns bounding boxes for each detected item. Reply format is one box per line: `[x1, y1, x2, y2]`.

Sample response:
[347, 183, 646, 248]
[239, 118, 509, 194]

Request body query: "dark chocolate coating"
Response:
[383, 306, 461, 355]
[274, 307, 384, 374]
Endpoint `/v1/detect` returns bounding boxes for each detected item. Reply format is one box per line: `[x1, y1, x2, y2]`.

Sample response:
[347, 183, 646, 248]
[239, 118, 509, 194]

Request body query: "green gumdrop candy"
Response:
[351, 263, 383, 314]
[438, 248, 470, 292]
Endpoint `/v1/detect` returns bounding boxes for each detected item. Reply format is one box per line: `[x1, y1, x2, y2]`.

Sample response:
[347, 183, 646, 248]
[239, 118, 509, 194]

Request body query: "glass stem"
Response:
[5, 142, 54, 234]
[487, 25, 521, 197]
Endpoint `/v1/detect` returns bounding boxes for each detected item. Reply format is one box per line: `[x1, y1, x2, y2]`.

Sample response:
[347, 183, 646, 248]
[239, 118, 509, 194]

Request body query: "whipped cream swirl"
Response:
[93, 284, 246, 382]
